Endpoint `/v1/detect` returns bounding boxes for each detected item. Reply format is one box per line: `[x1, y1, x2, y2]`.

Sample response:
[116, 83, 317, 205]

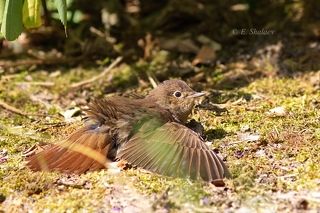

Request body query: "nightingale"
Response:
[27, 79, 230, 182]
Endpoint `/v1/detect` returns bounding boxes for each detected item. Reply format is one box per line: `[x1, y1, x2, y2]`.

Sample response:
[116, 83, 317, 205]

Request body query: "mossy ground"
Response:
[0, 48, 319, 212]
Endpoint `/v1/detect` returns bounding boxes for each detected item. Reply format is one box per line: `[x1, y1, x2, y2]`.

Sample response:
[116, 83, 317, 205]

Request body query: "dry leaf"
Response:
[159, 38, 199, 53]
[238, 132, 260, 142]
[60, 107, 81, 122]
[266, 106, 287, 117]
[192, 45, 216, 66]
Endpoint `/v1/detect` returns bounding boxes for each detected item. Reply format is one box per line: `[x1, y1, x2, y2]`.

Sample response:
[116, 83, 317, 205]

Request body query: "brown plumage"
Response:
[26, 79, 230, 182]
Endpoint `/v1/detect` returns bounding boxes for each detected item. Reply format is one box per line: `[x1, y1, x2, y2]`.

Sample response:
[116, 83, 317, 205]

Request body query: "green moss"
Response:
[125, 170, 210, 207]
[109, 64, 138, 89]
[0, 58, 319, 211]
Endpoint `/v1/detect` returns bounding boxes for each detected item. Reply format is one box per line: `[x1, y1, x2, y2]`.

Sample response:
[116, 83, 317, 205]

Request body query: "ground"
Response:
[0, 40, 320, 212]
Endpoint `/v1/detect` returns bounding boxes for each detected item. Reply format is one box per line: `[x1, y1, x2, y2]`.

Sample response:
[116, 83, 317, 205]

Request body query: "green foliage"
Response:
[0, 0, 5, 25]
[22, 0, 42, 29]
[0, 0, 24, 41]
[54, 0, 67, 34]
[0, 0, 67, 40]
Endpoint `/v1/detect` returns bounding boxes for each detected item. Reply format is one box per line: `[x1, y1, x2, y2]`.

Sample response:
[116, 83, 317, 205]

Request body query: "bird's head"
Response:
[146, 79, 205, 123]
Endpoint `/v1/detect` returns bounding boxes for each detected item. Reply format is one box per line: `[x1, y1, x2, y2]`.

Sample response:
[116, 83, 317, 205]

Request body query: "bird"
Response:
[26, 79, 230, 183]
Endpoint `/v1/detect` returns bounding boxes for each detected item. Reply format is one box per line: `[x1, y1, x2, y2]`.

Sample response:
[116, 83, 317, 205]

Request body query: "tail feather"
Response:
[26, 127, 112, 174]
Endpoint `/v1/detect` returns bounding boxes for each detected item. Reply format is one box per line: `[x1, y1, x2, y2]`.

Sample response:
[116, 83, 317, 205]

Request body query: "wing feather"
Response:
[26, 126, 111, 174]
[117, 122, 230, 182]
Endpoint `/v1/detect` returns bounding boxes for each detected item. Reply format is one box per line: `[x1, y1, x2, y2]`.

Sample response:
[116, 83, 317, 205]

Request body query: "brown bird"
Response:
[27, 79, 230, 182]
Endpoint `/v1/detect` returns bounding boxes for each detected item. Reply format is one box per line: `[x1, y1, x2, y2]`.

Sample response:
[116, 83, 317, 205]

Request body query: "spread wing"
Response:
[26, 125, 112, 174]
[26, 97, 124, 174]
[117, 122, 230, 181]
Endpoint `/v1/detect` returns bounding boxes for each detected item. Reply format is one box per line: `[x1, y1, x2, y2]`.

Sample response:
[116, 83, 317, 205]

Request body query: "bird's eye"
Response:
[173, 91, 182, 98]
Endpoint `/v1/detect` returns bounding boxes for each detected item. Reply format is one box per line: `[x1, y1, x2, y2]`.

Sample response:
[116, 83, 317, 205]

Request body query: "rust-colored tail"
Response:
[26, 126, 112, 174]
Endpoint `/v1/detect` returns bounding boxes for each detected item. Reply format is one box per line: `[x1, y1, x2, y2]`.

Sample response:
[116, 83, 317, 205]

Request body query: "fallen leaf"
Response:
[192, 45, 216, 66]
[49, 70, 61, 78]
[159, 37, 199, 53]
[230, 3, 249, 11]
[196, 35, 221, 51]
[60, 107, 81, 122]
[266, 106, 287, 117]
[238, 132, 260, 142]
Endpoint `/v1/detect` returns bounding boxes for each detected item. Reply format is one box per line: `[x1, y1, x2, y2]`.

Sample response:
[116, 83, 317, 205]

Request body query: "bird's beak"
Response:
[187, 92, 206, 98]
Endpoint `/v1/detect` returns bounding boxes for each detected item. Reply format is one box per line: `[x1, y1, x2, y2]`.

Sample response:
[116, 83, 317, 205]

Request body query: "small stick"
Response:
[0, 56, 84, 69]
[0, 100, 55, 118]
[89, 27, 105, 38]
[37, 122, 67, 132]
[15, 81, 55, 87]
[70, 56, 123, 89]
[0, 100, 28, 116]
[147, 74, 158, 89]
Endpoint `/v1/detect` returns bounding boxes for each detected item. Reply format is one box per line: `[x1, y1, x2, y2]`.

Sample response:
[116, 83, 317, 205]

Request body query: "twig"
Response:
[70, 56, 123, 89]
[0, 59, 43, 68]
[147, 74, 158, 89]
[90, 26, 105, 38]
[15, 81, 55, 87]
[0, 100, 28, 116]
[37, 122, 67, 132]
[0, 100, 56, 118]
[225, 140, 245, 146]
[0, 74, 20, 81]
[0, 56, 84, 69]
